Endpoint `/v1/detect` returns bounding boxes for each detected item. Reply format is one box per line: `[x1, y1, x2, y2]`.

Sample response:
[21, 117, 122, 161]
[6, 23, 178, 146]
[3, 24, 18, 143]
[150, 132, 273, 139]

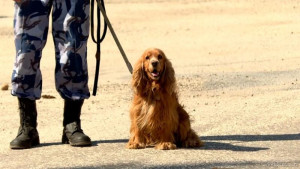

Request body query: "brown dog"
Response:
[127, 48, 204, 150]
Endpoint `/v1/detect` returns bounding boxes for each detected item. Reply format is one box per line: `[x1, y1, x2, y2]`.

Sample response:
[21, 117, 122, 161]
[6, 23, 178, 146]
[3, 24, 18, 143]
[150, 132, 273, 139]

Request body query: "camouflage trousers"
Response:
[11, 0, 90, 100]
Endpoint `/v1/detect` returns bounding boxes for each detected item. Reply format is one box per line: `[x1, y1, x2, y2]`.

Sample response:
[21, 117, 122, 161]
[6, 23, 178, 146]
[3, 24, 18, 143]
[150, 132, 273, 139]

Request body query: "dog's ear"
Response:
[161, 58, 176, 95]
[132, 56, 147, 95]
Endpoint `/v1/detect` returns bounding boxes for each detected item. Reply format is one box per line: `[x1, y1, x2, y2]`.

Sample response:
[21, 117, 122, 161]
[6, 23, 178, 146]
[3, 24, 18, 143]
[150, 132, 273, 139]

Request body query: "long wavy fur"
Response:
[127, 48, 204, 150]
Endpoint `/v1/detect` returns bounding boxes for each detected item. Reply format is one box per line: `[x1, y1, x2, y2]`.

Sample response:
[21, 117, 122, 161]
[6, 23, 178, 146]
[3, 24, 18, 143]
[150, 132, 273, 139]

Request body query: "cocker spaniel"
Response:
[127, 48, 204, 150]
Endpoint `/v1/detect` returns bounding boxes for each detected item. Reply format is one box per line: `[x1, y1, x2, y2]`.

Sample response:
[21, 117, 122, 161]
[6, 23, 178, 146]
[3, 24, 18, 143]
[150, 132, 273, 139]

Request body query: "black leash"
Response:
[91, 0, 107, 96]
[91, 0, 133, 96]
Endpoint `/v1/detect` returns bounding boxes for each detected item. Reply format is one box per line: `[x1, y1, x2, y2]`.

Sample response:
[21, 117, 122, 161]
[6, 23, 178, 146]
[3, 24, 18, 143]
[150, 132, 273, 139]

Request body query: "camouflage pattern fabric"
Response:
[11, 0, 90, 100]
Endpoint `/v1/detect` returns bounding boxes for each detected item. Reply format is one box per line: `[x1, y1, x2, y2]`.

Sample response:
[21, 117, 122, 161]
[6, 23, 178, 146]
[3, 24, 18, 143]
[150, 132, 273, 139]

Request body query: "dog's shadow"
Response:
[200, 133, 300, 152]
[200, 141, 267, 151]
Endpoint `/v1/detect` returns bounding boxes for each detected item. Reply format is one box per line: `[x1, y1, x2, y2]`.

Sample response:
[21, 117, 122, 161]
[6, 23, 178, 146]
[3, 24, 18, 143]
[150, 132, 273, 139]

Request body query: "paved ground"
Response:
[0, 0, 300, 168]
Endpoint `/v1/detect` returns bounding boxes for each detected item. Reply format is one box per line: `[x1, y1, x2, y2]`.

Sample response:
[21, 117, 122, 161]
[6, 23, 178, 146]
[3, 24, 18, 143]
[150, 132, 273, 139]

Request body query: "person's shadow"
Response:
[36, 139, 129, 148]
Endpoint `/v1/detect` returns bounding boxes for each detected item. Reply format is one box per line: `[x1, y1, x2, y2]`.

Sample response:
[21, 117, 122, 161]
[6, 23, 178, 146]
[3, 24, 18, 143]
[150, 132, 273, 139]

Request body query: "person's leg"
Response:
[10, 0, 52, 149]
[52, 0, 91, 146]
[53, 0, 90, 100]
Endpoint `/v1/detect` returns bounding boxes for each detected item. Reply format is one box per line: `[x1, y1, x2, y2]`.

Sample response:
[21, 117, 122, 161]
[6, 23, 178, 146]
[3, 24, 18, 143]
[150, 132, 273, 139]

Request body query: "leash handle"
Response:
[91, 0, 107, 96]
[91, 0, 107, 44]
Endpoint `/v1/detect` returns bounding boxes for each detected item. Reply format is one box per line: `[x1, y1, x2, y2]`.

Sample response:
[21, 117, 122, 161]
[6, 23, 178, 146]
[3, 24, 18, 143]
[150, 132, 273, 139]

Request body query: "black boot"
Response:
[10, 98, 40, 149]
[62, 99, 91, 146]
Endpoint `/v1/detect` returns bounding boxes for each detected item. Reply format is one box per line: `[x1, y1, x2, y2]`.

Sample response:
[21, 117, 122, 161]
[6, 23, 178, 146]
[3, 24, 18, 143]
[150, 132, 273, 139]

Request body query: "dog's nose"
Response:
[151, 61, 159, 67]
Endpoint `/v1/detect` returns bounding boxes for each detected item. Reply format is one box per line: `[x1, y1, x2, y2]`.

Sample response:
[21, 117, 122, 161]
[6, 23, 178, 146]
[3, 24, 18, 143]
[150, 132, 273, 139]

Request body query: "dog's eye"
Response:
[145, 56, 150, 60]
[158, 55, 162, 59]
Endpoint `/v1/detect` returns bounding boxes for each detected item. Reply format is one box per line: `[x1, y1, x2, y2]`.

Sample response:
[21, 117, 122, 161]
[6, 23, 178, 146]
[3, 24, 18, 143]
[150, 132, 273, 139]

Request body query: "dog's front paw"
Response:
[155, 142, 177, 150]
[126, 142, 146, 149]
